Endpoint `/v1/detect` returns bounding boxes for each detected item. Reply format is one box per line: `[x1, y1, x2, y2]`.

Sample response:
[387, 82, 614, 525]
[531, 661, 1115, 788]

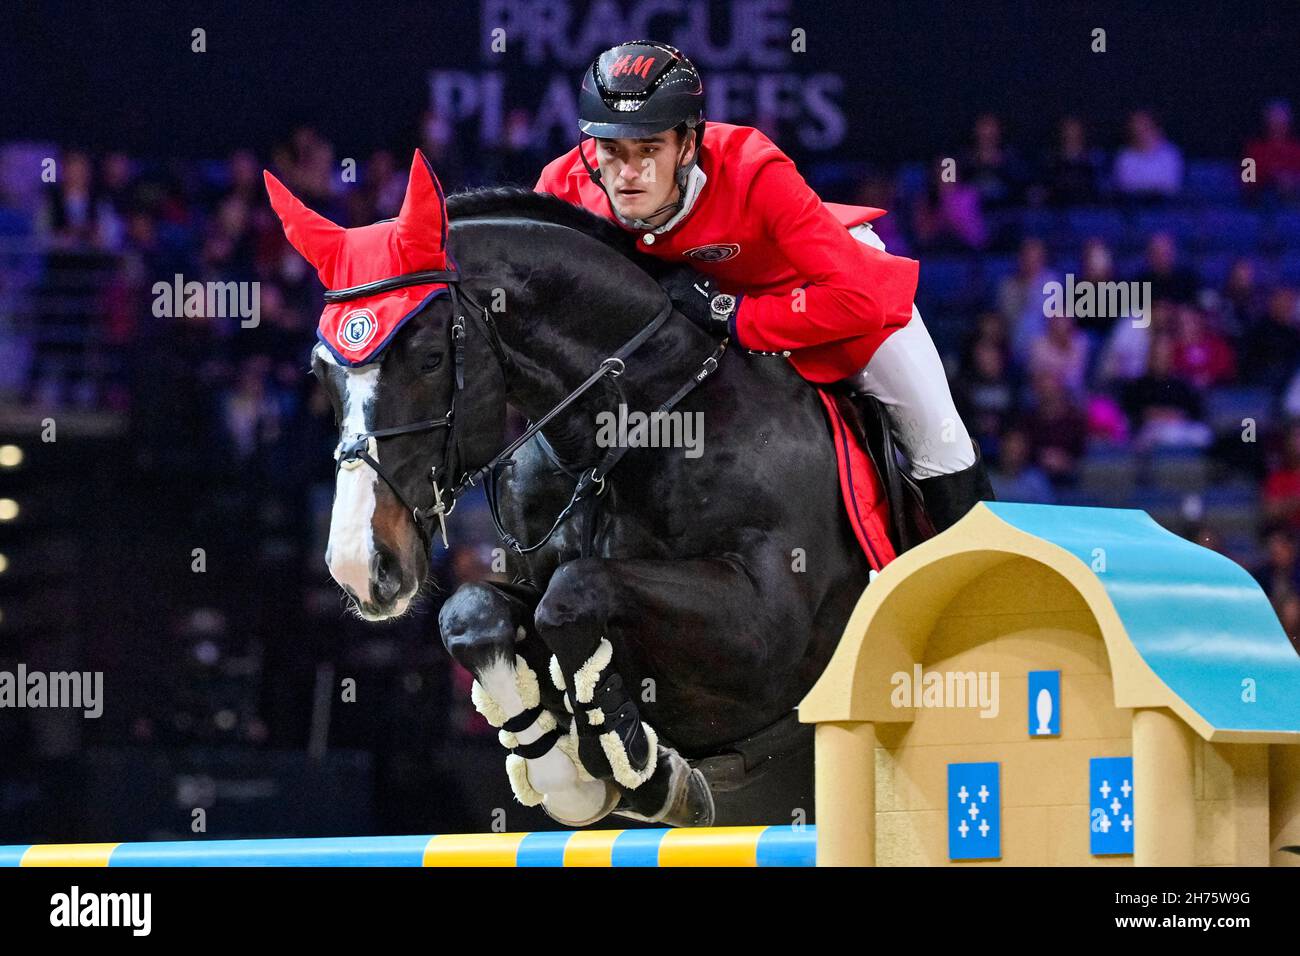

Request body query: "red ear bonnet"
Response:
[264, 150, 453, 365]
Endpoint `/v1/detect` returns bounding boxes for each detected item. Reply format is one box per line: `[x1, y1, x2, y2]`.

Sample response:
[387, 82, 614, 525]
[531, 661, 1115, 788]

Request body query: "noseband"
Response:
[326, 267, 726, 556]
[326, 268, 492, 547]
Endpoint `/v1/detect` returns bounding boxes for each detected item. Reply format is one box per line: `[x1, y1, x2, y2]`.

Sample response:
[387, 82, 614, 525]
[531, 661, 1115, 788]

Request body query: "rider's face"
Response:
[596, 130, 694, 224]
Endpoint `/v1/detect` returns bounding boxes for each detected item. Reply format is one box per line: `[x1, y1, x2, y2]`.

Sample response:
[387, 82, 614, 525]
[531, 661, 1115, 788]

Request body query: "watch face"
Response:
[712, 293, 736, 314]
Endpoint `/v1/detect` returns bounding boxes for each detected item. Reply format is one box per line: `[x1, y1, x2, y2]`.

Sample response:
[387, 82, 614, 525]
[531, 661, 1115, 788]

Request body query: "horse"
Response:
[269, 152, 879, 827]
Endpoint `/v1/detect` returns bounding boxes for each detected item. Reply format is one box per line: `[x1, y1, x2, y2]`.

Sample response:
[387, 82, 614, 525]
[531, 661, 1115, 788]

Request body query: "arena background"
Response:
[2, 0, 1300, 842]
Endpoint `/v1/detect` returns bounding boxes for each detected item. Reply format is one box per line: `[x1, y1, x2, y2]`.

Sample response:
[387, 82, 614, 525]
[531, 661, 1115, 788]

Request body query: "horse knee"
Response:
[438, 583, 523, 671]
[534, 559, 614, 638]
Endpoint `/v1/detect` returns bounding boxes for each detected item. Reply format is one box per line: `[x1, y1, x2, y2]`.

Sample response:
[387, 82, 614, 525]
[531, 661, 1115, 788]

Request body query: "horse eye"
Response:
[421, 352, 444, 373]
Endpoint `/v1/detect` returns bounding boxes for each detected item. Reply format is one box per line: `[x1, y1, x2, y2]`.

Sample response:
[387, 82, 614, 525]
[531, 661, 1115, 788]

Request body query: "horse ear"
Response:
[263, 170, 345, 283]
[396, 150, 448, 267]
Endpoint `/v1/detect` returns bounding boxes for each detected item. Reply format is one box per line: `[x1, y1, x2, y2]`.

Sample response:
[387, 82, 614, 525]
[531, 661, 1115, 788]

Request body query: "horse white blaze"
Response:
[321, 346, 382, 604]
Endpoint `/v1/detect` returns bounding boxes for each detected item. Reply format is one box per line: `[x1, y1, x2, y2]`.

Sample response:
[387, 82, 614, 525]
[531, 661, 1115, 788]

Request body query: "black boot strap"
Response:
[502, 705, 543, 734]
[512, 727, 562, 760]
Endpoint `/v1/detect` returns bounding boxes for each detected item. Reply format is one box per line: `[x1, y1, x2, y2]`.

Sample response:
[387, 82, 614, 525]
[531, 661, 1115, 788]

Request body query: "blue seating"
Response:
[1204, 386, 1273, 431]
[1184, 160, 1240, 202]
[917, 257, 973, 305]
[1051, 487, 1102, 507]
[1146, 449, 1211, 493]
[0, 208, 30, 238]
[1130, 487, 1188, 513]
[1133, 208, 1200, 242]
[806, 159, 873, 201]
[1273, 211, 1300, 246]
[1277, 250, 1300, 284]
[1203, 483, 1259, 507]
[1196, 251, 1237, 286]
[896, 162, 929, 202]
[1064, 208, 1126, 242]
[1199, 207, 1265, 252]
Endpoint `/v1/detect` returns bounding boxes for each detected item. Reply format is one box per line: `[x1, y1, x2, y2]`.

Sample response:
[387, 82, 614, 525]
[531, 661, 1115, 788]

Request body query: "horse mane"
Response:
[445, 186, 672, 278]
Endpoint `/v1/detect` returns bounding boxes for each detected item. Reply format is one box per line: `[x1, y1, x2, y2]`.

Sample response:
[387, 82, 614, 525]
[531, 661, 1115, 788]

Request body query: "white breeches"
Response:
[845, 223, 975, 478]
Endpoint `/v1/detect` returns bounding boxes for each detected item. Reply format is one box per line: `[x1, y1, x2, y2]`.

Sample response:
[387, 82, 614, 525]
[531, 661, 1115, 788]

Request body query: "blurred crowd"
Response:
[3, 97, 1300, 713]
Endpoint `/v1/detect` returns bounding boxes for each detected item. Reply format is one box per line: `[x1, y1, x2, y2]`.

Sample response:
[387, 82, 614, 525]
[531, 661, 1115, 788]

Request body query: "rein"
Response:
[328, 267, 726, 557]
[477, 307, 726, 557]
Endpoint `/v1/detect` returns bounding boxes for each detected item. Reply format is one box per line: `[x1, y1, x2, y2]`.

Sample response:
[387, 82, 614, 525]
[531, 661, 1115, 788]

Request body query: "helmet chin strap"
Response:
[581, 133, 696, 231]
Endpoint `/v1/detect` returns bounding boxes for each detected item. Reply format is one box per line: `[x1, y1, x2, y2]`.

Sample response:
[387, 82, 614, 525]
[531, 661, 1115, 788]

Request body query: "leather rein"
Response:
[325, 268, 727, 557]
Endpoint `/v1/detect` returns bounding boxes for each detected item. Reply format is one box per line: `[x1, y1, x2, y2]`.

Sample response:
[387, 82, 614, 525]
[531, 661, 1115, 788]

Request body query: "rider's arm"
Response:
[729, 158, 919, 353]
[534, 163, 560, 195]
[534, 150, 583, 198]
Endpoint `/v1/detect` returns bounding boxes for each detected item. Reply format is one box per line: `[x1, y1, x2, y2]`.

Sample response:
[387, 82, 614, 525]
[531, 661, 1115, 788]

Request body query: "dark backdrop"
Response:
[5, 0, 1299, 164]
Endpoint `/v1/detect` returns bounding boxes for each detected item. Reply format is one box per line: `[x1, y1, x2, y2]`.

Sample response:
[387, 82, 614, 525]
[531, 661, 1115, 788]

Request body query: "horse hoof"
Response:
[677, 768, 716, 827]
[652, 766, 715, 828]
[541, 780, 620, 828]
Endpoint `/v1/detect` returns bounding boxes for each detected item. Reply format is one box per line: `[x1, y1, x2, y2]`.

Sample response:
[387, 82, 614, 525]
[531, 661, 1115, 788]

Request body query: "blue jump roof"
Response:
[986, 501, 1300, 736]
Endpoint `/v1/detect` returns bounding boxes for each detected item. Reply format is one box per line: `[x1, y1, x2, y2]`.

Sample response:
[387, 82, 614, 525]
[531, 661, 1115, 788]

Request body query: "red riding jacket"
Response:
[534, 121, 919, 383]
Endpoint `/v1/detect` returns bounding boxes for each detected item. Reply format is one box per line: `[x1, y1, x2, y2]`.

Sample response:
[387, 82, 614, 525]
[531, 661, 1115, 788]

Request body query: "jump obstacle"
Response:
[4, 503, 1299, 867]
[0, 826, 813, 867]
[804, 501, 1300, 866]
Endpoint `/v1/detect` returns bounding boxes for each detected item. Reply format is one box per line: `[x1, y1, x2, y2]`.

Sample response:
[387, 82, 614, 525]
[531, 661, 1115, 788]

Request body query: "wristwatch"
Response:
[709, 292, 737, 322]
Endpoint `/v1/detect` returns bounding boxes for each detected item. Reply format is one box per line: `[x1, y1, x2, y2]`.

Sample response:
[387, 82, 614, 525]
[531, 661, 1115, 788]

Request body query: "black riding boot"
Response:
[913, 440, 996, 532]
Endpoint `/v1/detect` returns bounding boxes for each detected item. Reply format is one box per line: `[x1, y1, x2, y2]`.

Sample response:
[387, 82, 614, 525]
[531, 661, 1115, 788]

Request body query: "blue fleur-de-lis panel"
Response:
[1089, 756, 1135, 855]
[948, 762, 1000, 861]
[1028, 670, 1061, 737]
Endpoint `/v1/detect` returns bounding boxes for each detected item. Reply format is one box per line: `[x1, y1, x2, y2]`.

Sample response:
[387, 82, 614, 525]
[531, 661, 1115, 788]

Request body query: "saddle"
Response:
[825, 387, 936, 555]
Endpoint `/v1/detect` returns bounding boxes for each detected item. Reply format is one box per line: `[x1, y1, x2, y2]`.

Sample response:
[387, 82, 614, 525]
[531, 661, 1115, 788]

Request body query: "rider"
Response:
[535, 41, 993, 531]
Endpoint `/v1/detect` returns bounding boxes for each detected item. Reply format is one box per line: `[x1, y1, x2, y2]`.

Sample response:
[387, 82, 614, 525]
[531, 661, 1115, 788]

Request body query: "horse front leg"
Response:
[535, 556, 780, 827]
[438, 580, 619, 827]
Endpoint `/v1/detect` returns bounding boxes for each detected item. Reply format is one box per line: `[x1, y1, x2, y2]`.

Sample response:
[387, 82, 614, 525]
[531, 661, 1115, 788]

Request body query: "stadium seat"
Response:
[1050, 487, 1102, 507]
[1201, 502, 1261, 539]
[1277, 250, 1300, 285]
[1184, 160, 1241, 202]
[0, 208, 30, 238]
[1199, 207, 1265, 252]
[1273, 210, 1300, 246]
[1204, 386, 1273, 432]
[917, 257, 974, 306]
[1065, 209, 1126, 243]
[1147, 449, 1210, 492]
[1134, 208, 1199, 242]
[1196, 251, 1236, 287]
[1078, 449, 1137, 504]
[896, 162, 928, 202]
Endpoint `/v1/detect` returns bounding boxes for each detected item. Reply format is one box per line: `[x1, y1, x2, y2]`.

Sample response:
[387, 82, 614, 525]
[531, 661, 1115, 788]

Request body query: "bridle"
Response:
[326, 268, 485, 548]
[325, 266, 726, 557]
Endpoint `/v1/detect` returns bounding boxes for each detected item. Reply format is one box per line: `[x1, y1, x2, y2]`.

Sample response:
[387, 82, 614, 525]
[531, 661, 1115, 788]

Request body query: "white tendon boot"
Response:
[567, 639, 658, 790]
[553, 647, 714, 827]
[472, 652, 618, 827]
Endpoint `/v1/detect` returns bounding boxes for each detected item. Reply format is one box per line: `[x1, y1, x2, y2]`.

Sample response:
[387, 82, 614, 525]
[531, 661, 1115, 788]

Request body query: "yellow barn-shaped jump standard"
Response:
[801, 501, 1300, 867]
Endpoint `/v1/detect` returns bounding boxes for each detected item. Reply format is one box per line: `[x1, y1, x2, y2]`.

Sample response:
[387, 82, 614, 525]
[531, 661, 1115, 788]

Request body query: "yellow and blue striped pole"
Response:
[0, 825, 815, 867]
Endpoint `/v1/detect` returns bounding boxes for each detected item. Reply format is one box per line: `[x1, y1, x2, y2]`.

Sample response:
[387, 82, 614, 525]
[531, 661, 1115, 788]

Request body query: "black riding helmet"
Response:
[577, 41, 705, 226]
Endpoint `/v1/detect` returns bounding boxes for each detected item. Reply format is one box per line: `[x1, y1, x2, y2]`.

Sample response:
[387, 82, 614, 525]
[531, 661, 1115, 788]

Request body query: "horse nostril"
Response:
[371, 549, 402, 603]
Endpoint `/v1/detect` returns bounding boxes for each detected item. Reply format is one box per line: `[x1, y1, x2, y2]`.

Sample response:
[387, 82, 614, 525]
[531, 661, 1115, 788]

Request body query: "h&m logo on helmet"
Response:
[684, 243, 741, 263]
[610, 54, 656, 79]
[340, 308, 378, 350]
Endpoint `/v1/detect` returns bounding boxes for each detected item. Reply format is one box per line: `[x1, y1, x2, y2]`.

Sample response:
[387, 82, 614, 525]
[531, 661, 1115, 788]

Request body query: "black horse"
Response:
[288, 163, 880, 827]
